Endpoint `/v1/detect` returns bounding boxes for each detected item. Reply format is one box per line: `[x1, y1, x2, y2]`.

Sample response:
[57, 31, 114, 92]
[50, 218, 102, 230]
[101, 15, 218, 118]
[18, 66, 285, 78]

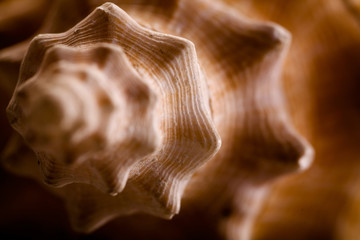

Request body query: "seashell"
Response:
[6, 2, 222, 232]
[10, 42, 161, 195]
[1, 0, 315, 238]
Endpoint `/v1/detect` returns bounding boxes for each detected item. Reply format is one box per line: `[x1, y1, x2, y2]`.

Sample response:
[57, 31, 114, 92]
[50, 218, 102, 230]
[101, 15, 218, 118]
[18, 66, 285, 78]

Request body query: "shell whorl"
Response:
[2, 0, 314, 236]
[11, 43, 160, 195]
[7, 2, 221, 231]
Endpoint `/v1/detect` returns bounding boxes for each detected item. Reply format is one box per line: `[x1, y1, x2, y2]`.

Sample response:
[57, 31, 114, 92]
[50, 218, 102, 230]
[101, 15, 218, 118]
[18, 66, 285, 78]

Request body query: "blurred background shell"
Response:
[1, 0, 359, 239]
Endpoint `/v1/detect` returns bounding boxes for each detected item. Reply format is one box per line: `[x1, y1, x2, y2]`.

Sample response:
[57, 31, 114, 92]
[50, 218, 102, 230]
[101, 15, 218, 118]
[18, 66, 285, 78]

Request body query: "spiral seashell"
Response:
[7, 2, 222, 232]
[10, 42, 161, 195]
[1, 0, 316, 238]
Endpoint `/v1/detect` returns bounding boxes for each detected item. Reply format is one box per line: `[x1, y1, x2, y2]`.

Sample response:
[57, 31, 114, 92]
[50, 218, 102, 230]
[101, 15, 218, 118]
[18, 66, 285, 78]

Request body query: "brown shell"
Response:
[1, 0, 342, 239]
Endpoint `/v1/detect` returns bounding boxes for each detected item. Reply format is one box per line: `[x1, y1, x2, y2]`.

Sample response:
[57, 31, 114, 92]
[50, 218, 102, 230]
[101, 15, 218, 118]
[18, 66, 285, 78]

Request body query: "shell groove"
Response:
[0, 0, 315, 237]
[6, 2, 221, 232]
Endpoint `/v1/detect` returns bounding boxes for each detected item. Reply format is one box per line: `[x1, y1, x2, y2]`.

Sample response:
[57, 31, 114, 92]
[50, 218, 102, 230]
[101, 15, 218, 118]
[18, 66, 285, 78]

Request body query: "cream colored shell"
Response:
[11, 42, 160, 195]
[7, 2, 221, 232]
[1, 0, 314, 237]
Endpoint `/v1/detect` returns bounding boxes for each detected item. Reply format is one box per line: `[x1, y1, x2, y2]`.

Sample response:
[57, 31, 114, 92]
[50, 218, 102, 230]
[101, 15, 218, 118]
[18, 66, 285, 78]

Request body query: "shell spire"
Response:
[6, 2, 221, 232]
[1, 0, 315, 237]
[10, 42, 159, 195]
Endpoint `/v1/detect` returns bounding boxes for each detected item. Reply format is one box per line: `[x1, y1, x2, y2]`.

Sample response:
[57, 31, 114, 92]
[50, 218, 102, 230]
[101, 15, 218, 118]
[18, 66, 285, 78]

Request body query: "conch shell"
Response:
[10, 42, 161, 194]
[1, 0, 315, 238]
